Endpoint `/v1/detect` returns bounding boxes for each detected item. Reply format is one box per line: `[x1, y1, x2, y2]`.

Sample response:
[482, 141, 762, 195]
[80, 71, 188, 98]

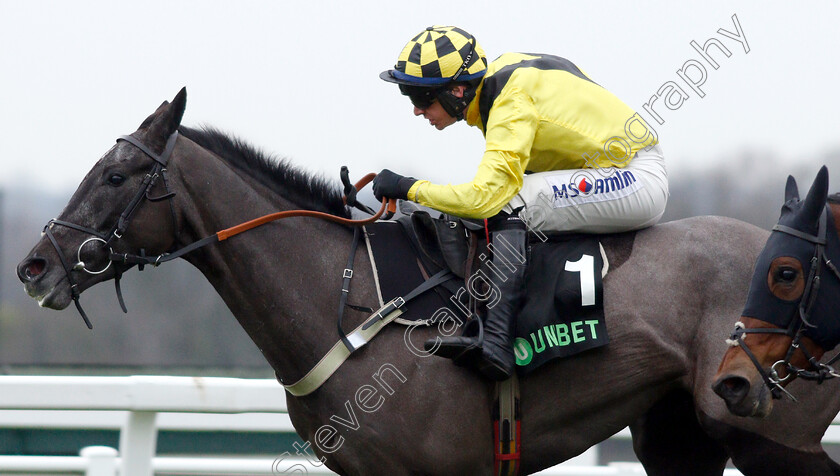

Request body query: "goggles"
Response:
[399, 84, 443, 110]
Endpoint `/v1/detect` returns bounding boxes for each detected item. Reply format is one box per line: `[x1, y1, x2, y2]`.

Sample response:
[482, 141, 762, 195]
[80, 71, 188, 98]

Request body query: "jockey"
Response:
[374, 25, 669, 381]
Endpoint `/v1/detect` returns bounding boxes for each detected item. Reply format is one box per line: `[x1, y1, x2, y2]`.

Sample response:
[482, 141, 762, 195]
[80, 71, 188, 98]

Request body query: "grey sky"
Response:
[1, 0, 838, 192]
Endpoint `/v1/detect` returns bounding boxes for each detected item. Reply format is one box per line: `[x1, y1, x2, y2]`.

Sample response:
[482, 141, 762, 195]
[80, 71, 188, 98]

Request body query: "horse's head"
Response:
[17, 88, 188, 327]
[713, 166, 840, 417]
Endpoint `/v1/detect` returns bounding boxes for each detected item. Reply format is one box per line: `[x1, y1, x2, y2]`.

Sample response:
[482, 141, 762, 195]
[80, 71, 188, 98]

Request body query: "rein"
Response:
[44, 130, 462, 396]
[727, 207, 840, 400]
[43, 131, 397, 329]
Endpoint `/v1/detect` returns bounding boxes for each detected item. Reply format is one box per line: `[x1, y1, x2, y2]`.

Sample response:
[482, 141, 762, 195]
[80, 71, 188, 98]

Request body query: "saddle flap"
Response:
[410, 211, 469, 278]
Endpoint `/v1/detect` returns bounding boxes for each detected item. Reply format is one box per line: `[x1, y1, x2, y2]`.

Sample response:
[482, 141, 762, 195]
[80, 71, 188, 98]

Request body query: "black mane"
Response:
[178, 126, 350, 218]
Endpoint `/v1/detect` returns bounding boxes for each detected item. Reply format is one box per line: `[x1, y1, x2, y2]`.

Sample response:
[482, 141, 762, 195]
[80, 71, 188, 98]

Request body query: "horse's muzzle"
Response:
[712, 373, 773, 418]
[17, 252, 73, 310]
[17, 256, 47, 283]
[712, 375, 750, 411]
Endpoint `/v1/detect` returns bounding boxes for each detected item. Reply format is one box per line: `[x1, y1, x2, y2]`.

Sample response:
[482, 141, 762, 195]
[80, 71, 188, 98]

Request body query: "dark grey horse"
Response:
[17, 89, 840, 475]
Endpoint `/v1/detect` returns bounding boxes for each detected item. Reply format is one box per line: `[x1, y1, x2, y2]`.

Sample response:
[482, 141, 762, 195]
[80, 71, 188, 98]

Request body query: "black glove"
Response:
[372, 169, 417, 201]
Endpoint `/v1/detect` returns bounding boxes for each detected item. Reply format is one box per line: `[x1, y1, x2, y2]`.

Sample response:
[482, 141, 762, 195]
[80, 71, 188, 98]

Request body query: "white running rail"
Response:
[0, 375, 826, 475]
[0, 376, 288, 476]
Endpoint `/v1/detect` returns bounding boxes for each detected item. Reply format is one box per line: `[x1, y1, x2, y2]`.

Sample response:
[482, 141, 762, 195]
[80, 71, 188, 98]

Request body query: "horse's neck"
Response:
[169, 147, 358, 381]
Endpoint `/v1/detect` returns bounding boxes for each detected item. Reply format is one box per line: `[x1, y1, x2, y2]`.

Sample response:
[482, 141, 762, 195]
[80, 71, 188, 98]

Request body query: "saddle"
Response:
[409, 205, 484, 279]
[364, 205, 610, 376]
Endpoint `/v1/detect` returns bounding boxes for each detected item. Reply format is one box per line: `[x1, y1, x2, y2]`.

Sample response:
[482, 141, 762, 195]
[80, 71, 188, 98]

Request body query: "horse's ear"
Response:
[784, 175, 799, 202]
[801, 165, 829, 224]
[142, 88, 187, 144]
[138, 100, 170, 130]
[167, 87, 187, 132]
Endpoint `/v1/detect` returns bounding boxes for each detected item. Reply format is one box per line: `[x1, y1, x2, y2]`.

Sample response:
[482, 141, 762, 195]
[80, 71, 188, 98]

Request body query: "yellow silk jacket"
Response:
[407, 53, 657, 218]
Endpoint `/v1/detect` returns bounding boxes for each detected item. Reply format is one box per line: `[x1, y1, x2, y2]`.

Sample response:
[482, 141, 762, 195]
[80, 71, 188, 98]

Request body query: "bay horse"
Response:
[713, 167, 840, 425]
[17, 89, 840, 475]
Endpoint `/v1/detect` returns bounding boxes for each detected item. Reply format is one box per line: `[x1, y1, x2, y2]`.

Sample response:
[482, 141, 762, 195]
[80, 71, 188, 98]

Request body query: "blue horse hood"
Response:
[743, 204, 840, 351]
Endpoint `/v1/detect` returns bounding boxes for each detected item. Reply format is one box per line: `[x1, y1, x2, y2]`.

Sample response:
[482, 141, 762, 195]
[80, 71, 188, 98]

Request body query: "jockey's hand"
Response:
[373, 169, 417, 202]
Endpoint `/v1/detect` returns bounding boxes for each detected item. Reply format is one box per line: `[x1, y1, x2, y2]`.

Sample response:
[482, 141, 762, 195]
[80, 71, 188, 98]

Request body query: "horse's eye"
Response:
[107, 173, 126, 187]
[775, 267, 798, 283]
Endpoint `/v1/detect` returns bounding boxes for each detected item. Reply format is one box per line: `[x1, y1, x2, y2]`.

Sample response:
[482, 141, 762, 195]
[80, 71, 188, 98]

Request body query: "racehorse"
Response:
[713, 167, 840, 428]
[17, 89, 840, 475]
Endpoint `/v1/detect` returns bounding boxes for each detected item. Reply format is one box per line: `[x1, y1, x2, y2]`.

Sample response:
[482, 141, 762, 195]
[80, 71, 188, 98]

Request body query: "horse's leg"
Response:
[696, 412, 840, 476]
[630, 389, 728, 476]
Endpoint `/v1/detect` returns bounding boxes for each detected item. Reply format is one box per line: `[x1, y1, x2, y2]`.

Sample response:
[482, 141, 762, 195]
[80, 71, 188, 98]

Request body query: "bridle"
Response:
[726, 207, 840, 400]
[42, 131, 180, 328]
[40, 131, 396, 330]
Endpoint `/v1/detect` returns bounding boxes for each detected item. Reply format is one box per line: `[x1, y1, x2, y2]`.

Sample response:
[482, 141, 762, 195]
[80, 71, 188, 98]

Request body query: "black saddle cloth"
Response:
[515, 236, 607, 375]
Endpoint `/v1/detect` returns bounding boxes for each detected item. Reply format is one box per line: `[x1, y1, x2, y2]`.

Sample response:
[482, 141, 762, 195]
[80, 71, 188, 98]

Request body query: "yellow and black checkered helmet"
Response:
[380, 26, 487, 87]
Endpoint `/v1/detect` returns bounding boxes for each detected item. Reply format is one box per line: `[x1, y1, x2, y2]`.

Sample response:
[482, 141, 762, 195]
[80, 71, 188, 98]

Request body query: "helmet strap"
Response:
[437, 86, 476, 121]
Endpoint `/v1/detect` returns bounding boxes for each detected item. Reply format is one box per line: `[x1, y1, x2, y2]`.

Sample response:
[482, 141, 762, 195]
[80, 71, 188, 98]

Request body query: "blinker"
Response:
[742, 207, 840, 350]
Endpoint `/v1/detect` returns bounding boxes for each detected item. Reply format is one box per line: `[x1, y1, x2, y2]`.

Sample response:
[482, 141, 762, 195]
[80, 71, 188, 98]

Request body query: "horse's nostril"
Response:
[17, 257, 47, 282]
[713, 375, 750, 402]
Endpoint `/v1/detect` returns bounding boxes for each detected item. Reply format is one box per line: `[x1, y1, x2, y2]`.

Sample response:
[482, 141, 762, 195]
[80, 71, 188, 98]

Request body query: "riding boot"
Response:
[425, 214, 527, 381]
